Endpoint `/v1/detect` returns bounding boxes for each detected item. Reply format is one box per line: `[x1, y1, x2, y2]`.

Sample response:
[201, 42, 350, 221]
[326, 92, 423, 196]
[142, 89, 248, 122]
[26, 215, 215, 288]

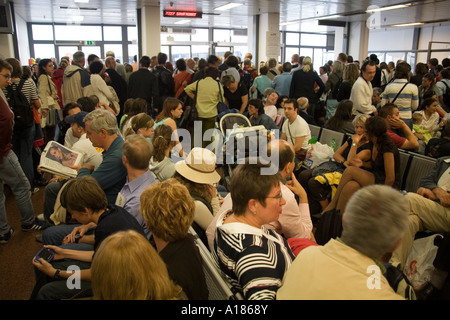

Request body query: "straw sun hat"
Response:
[174, 148, 221, 185]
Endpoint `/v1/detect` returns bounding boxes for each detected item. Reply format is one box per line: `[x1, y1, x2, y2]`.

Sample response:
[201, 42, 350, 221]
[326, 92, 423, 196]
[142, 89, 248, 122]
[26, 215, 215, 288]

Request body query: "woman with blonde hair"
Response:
[289, 56, 325, 105]
[124, 112, 155, 138]
[140, 179, 208, 300]
[149, 124, 176, 181]
[337, 63, 360, 101]
[91, 230, 185, 300]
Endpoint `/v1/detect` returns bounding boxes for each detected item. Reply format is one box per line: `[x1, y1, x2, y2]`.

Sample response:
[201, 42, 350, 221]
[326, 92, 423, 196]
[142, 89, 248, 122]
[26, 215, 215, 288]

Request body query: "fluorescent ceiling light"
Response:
[280, 20, 300, 26]
[215, 3, 243, 11]
[366, 3, 411, 13]
[318, 15, 341, 20]
[174, 19, 191, 25]
[74, 0, 89, 3]
[392, 22, 424, 27]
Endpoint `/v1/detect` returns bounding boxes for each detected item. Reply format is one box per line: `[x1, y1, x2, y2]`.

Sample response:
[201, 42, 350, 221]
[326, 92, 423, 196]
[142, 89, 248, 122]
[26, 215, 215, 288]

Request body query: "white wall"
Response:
[14, 12, 30, 65]
[368, 28, 415, 52]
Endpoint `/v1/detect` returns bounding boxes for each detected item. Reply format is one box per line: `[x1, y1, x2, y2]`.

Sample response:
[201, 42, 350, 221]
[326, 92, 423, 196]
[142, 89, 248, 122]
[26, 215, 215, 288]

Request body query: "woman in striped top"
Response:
[212, 160, 295, 300]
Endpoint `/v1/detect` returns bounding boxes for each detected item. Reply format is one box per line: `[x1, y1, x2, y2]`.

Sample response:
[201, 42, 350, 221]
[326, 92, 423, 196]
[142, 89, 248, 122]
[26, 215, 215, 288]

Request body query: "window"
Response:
[171, 46, 191, 63]
[286, 33, 299, 46]
[31, 25, 53, 41]
[191, 28, 208, 42]
[34, 44, 55, 59]
[128, 44, 138, 64]
[54, 25, 102, 41]
[103, 26, 122, 41]
[214, 29, 230, 43]
[128, 26, 138, 43]
[285, 47, 299, 64]
[192, 45, 209, 60]
[301, 34, 327, 47]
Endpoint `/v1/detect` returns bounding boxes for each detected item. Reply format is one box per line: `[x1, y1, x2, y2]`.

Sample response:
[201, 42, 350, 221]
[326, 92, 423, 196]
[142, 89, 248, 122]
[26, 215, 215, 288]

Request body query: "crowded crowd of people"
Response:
[0, 48, 449, 301]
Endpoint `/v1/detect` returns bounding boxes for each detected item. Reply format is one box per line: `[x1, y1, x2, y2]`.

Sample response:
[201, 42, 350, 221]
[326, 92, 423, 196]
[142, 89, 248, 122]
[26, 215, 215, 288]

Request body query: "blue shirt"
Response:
[271, 72, 292, 97]
[78, 136, 127, 205]
[252, 75, 272, 96]
[116, 169, 156, 239]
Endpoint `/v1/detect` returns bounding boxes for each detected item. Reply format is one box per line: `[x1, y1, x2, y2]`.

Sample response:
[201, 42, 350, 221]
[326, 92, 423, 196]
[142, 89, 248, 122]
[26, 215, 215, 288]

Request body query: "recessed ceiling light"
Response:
[366, 3, 411, 13]
[215, 3, 243, 11]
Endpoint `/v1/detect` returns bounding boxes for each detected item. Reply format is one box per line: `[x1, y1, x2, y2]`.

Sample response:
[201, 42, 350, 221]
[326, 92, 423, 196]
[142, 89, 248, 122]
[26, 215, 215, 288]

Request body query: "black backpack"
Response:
[331, 77, 343, 99]
[441, 81, 450, 108]
[5, 79, 34, 130]
[314, 209, 343, 245]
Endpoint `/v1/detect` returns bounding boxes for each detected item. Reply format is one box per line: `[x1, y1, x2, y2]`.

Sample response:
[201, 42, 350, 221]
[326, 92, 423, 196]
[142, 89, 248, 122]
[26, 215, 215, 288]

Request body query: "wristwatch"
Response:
[53, 269, 61, 280]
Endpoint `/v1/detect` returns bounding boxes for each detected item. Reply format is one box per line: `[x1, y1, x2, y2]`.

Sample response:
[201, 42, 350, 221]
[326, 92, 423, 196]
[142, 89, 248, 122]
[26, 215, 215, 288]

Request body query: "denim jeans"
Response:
[11, 125, 36, 190]
[0, 150, 35, 234]
[43, 181, 63, 225]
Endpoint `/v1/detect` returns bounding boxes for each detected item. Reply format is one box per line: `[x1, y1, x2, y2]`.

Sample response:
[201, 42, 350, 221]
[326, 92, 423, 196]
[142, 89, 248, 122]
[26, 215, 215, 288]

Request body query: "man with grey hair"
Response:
[61, 51, 93, 105]
[277, 185, 409, 300]
[105, 50, 127, 81]
[297, 97, 316, 125]
[42, 109, 126, 229]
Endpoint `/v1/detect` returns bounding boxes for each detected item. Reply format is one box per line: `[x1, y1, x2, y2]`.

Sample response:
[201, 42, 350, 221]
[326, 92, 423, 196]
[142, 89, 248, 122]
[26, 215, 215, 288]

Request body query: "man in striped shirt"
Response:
[381, 62, 419, 130]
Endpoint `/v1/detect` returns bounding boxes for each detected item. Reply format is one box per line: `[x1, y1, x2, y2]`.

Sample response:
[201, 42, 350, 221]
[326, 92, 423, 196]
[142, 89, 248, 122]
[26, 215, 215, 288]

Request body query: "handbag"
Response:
[217, 80, 229, 114]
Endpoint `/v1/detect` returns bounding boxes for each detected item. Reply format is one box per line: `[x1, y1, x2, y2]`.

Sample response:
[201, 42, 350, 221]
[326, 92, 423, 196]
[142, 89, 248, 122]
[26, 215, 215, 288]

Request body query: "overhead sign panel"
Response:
[163, 10, 202, 18]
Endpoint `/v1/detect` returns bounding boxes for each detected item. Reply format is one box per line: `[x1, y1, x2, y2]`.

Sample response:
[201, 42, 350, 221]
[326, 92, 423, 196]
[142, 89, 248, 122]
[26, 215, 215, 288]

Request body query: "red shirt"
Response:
[0, 96, 13, 162]
[387, 130, 406, 148]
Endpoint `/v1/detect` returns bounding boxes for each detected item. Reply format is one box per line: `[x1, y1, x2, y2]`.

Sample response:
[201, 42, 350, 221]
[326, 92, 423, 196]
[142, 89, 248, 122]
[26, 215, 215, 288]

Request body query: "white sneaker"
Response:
[37, 214, 45, 222]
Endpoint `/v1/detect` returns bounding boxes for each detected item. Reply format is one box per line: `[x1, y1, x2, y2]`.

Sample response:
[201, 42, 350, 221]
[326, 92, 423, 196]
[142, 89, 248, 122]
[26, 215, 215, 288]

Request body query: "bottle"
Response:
[330, 138, 337, 152]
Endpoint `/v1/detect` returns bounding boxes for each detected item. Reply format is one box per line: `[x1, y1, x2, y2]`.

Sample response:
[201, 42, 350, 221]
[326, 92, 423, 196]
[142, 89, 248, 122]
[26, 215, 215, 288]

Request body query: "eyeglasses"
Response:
[266, 191, 283, 202]
[0, 73, 11, 80]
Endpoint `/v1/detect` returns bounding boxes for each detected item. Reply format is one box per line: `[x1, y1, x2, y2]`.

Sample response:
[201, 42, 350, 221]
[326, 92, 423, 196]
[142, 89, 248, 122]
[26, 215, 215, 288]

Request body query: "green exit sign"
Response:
[85, 41, 96, 45]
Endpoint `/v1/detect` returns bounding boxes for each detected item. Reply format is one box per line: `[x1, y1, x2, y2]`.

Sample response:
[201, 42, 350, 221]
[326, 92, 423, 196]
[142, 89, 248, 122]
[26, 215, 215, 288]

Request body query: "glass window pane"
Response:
[128, 44, 138, 64]
[172, 33, 191, 42]
[233, 46, 248, 61]
[58, 46, 79, 64]
[286, 33, 299, 46]
[54, 25, 102, 41]
[128, 26, 138, 43]
[215, 47, 231, 60]
[214, 29, 230, 43]
[300, 48, 314, 60]
[171, 46, 191, 63]
[285, 47, 299, 64]
[32, 25, 54, 41]
[103, 26, 122, 41]
[192, 45, 209, 60]
[231, 32, 247, 43]
[301, 34, 327, 47]
[82, 46, 101, 62]
[34, 44, 55, 60]
[161, 46, 170, 59]
[191, 28, 209, 42]
[386, 52, 405, 65]
[104, 44, 123, 62]
[313, 48, 324, 73]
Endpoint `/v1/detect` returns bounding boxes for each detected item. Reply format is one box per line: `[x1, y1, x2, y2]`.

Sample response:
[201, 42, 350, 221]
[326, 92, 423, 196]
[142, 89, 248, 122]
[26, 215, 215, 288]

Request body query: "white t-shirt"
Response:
[264, 104, 278, 121]
[71, 133, 103, 170]
[282, 115, 311, 149]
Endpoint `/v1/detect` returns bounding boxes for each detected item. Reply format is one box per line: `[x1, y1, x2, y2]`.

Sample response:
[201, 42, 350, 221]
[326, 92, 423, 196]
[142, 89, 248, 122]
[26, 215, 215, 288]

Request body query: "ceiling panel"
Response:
[9, 0, 450, 30]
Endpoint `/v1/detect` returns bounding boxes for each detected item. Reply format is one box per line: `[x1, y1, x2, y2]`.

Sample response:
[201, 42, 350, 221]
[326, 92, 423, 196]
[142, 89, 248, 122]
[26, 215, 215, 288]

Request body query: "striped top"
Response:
[381, 79, 419, 120]
[212, 210, 295, 300]
[3, 79, 39, 104]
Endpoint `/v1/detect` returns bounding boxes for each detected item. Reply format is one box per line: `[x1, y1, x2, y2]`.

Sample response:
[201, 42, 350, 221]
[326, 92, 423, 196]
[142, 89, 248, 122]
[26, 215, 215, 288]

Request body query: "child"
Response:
[412, 112, 432, 144]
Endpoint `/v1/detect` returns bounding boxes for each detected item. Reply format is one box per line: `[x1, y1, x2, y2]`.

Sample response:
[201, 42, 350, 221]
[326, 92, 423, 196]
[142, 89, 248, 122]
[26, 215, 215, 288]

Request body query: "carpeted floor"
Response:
[0, 185, 44, 300]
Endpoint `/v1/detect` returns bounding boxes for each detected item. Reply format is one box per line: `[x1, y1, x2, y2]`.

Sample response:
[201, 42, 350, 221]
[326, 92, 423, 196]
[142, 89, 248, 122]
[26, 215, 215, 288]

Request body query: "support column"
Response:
[258, 12, 280, 62]
[348, 21, 369, 62]
[140, 5, 161, 58]
[334, 27, 344, 60]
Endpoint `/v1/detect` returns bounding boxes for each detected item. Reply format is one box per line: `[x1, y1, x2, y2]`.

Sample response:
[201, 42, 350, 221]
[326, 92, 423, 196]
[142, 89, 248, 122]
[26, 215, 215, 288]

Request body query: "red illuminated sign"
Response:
[163, 10, 202, 18]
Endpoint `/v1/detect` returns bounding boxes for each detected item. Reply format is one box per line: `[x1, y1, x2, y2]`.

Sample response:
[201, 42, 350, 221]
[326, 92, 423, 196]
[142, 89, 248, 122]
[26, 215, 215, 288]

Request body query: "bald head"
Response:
[268, 139, 295, 178]
[297, 97, 309, 110]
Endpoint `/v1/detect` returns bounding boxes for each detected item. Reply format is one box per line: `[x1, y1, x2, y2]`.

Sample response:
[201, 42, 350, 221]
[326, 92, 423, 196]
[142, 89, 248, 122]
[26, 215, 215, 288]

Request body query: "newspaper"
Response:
[39, 141, 84, 179]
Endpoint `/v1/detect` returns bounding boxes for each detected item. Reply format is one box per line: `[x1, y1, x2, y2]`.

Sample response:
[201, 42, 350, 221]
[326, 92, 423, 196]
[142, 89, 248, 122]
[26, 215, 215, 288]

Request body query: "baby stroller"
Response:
[218, 113, 266, 182]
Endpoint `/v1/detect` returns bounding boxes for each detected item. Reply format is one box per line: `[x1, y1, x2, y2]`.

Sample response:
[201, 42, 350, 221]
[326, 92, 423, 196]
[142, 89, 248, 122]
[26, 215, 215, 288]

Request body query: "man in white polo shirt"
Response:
[281, 98, 311, 161]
